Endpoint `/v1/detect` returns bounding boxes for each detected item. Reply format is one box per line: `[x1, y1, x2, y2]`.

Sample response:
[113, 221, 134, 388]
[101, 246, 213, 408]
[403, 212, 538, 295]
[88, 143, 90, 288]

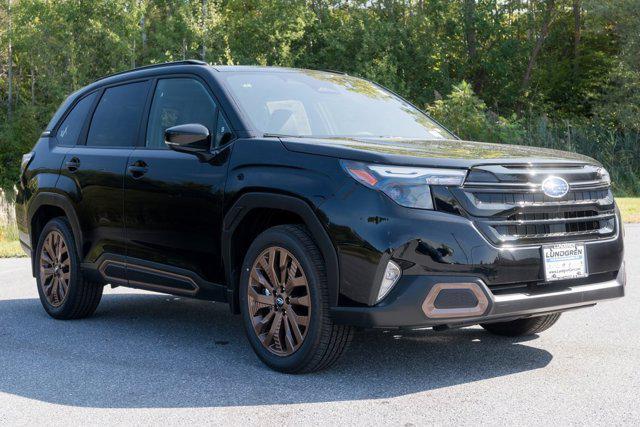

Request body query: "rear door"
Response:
[58, 80, 150, 279]
[123, 76, 232, 295]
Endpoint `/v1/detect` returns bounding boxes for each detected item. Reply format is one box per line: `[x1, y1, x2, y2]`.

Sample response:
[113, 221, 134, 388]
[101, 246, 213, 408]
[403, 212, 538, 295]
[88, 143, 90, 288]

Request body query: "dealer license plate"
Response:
[542, 243, 588, 282]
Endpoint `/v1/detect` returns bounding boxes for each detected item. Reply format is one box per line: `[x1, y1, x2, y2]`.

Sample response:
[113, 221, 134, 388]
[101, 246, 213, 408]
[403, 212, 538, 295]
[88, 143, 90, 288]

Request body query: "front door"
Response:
[123, 77, 232, 296]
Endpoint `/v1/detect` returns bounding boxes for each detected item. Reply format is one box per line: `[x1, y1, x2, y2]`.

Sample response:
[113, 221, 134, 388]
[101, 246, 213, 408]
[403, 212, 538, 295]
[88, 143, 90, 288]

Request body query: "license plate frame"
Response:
[542, 242, 588, 282]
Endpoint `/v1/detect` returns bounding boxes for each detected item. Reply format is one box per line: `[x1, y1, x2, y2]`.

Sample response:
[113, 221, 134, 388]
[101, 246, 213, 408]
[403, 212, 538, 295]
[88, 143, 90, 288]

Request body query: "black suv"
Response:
[16, 61, 625, 373]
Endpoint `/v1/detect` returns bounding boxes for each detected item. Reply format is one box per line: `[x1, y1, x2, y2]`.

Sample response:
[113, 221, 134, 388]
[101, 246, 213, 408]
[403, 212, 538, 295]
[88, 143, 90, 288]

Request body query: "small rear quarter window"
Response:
[56, 92, 97, 146]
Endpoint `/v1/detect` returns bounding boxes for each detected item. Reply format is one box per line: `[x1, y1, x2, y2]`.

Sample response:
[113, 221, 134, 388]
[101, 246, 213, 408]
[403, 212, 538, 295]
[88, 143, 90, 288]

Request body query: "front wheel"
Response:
[239, 224, 353, 373]
[481, 313, 561, 337]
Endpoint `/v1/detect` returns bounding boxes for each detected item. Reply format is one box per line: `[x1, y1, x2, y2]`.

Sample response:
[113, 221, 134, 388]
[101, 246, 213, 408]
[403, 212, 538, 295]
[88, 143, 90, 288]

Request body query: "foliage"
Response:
[0, 0, 638, 194]
[427, 81, 525, 144]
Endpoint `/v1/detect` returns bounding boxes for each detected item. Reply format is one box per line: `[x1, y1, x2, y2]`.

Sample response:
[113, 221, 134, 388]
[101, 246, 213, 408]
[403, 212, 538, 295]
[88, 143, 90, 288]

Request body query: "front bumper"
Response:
[321, 181, 625, 307]
[330, 263, 626, 329]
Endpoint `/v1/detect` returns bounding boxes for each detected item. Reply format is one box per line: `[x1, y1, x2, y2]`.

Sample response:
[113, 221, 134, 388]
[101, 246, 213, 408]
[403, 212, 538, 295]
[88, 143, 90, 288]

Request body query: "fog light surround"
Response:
[376, 260, 402, 303]
[422, 282, 489, 319]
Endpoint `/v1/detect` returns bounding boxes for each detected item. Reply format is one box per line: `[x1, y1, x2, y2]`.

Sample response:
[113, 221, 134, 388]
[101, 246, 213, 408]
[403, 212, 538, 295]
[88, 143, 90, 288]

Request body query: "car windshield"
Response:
[221, 70, 454, 140]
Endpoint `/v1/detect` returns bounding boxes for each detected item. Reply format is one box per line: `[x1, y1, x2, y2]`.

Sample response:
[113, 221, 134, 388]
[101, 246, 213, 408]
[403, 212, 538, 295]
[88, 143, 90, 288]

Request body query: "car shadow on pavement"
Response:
[0, 293, 553, 408]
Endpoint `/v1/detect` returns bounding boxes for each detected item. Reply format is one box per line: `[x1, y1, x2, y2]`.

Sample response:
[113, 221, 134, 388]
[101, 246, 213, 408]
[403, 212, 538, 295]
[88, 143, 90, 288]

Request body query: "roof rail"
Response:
[99, 60, 208, 81]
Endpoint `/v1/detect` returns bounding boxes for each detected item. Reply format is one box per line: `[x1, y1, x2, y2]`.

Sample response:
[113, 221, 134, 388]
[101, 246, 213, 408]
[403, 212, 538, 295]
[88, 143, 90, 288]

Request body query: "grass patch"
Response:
[617, 198, 640, 223]
[0, 239, 25, 258]
[0, 224, 26, 258]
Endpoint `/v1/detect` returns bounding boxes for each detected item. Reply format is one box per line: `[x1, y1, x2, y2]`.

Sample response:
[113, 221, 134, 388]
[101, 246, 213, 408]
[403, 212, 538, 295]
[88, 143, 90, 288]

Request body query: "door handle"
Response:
[65, 157, 80, 172]
[128, 160, 148, 178]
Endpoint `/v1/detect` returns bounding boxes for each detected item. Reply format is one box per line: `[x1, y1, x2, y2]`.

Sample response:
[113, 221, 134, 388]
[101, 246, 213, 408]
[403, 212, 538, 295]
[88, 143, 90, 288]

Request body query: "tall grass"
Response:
[0, 224, 18, 241]
[0, 188, 18, 241]
[0, 189, 22, 257]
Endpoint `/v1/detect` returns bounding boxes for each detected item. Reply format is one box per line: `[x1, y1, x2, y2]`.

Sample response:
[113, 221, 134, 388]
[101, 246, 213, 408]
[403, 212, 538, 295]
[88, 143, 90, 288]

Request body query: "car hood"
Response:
[280, 137, 597, 168]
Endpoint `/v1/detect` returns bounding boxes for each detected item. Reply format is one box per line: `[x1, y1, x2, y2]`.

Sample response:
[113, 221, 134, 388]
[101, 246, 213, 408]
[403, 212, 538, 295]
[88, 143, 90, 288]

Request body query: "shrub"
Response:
[427, 81, 526, 144]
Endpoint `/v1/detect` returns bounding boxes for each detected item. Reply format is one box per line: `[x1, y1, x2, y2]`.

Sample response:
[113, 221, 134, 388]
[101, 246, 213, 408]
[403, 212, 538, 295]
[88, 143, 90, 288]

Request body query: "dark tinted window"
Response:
[146, 78, 217, 149]
[87, 81, 148, 147]
[56, 92, 97, 145]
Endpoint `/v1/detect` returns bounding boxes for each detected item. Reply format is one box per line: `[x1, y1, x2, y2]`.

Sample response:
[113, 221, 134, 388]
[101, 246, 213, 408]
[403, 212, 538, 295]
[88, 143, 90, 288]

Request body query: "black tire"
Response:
[481, 313, 561, 337]
[35, 217, 103, 320]
[239, 224, 354, 373]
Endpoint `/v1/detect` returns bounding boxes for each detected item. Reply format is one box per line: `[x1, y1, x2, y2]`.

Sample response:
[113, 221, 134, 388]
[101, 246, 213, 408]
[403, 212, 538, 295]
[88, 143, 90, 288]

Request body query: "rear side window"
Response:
[145, 78, 217, 149]
[56, 92, 97, 146]
[87, 81, 149, 147]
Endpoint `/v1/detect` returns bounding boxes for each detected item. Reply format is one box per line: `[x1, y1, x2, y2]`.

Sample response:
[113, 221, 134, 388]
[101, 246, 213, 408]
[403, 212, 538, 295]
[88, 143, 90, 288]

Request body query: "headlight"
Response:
[341, 160, 467, 210]
[597, 167, 611, 185]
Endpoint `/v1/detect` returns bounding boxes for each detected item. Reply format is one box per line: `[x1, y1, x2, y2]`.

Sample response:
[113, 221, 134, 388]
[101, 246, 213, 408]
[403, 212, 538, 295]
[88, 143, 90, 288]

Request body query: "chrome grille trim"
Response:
[463, 178, 610, 191]
[462, 188, 612, 209]
[485, 212, 615, 226]
[494, 228, 614, 241]
[570, 180, 611, 189]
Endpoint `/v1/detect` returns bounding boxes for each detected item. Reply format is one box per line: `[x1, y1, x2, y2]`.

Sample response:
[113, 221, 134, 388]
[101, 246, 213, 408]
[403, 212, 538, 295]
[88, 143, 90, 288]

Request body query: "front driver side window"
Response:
[146, 78, 217, 149]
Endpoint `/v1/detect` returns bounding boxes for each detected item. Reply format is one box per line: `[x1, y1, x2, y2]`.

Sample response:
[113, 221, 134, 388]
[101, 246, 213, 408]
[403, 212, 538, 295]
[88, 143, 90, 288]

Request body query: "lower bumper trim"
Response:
[330, 266, 625, 329]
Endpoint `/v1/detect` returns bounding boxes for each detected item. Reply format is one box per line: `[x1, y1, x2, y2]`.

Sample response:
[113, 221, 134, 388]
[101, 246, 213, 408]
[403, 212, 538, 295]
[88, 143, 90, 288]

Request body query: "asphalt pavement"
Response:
[0, 226, 638, 425]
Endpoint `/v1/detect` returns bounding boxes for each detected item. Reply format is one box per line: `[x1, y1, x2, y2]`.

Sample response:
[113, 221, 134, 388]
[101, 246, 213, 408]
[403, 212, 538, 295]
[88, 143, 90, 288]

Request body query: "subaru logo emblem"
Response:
[541, 176, 569, 198]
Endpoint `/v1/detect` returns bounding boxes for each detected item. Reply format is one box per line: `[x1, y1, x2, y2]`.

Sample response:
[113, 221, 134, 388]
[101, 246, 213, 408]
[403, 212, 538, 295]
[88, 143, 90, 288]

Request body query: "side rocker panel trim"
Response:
[82, 253, 227, 301]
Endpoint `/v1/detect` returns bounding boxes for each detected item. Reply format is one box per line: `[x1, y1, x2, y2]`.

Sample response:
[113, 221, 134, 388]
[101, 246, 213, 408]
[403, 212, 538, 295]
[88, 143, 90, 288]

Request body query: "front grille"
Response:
[451, 163, 617, 245]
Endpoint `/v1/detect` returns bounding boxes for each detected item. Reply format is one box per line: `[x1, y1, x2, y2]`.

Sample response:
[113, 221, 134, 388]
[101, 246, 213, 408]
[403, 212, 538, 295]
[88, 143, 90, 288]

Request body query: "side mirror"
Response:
[165, 124, 210, 153]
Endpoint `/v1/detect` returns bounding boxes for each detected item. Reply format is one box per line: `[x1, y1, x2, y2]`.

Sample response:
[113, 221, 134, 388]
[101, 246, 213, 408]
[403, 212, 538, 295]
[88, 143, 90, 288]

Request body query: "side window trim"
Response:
[137, 78, 159, 148]
[76, 88, 104, 146]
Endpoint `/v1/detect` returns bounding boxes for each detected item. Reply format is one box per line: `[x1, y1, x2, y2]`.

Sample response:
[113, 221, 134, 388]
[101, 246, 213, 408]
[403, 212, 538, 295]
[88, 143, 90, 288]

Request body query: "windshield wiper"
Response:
[263, 133, 406, 139]
[262, 133, 350, 139]
[263, 133, 298, 138]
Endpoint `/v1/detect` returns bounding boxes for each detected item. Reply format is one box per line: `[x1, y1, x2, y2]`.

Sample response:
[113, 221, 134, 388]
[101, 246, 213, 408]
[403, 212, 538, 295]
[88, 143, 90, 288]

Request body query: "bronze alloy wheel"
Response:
[247, 246, 311, 356]
[39, 230, 71, 307]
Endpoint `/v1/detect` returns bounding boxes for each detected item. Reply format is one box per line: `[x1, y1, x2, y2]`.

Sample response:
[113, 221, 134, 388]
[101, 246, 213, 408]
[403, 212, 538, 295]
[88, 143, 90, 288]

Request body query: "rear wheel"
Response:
[239, 224, 353, 373]
[35, 217, 103, 319]
[481, 313, 561, 337]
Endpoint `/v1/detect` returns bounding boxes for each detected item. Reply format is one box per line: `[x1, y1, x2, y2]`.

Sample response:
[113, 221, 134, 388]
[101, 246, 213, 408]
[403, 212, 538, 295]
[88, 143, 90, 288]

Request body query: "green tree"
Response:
[0, 0, 638, 193]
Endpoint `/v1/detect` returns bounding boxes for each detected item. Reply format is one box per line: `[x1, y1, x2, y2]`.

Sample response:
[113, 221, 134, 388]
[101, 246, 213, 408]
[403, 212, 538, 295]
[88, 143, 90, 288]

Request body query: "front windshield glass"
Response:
[221, 70, 454, 140]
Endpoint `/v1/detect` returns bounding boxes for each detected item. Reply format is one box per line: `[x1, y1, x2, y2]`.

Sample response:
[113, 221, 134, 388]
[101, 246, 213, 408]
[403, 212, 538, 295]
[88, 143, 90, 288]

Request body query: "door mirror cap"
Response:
[165, 124, 210, 153]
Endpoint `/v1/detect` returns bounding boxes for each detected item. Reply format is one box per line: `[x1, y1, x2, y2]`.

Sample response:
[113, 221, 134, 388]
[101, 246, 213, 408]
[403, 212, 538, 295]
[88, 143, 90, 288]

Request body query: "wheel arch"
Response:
[222, 192, 339, 313]
[28, 192, 83, 276]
